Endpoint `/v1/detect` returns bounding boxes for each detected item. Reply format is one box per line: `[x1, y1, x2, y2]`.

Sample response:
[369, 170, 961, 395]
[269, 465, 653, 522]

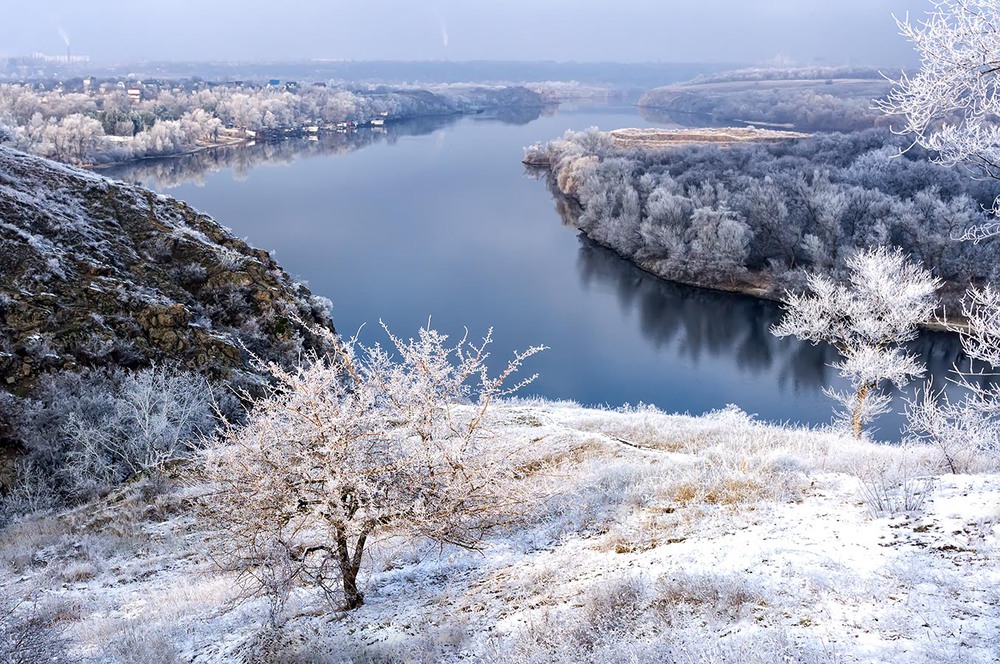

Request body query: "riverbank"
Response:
[570, 213, 965, 334]
[88, 133, 251, 171]
[1, 399, 996, 662]
[522, 126, 811, 166]
[1, 82, 547, 172]
[85, 112, 461, 171]
[637, 76, 893, 133]
[528, 126, 988, 332]
[608, 126, 811, 148]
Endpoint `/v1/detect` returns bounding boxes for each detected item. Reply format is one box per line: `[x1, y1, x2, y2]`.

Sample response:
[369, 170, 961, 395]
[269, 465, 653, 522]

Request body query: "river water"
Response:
[106, 105, 970, 440]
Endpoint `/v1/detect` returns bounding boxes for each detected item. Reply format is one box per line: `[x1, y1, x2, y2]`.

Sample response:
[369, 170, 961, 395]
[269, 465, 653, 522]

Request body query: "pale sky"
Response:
[1, 1, 926, 66]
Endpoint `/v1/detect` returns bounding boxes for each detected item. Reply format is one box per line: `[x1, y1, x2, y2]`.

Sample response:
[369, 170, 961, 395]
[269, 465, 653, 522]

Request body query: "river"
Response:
[106, 104, 971, 440]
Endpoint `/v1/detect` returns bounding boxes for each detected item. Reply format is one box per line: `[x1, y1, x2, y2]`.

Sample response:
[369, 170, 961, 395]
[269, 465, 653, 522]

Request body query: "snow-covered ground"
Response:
[2, 401, 998, 663]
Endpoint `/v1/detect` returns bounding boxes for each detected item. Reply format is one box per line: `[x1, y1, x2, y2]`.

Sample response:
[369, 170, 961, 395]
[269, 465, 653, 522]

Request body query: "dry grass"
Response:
[609, 127, 810, 148]
[2, 400, 995, 663]
[0, 515, 73, 574]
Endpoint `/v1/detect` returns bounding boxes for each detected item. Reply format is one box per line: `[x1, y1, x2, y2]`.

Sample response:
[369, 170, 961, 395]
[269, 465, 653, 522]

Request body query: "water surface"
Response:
[107, 105, 971, 439]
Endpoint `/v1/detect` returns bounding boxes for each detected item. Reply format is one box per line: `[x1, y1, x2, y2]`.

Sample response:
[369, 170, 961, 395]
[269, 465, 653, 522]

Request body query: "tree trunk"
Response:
[852, 382, 872, 439]
[336, 529, 364, 609]
[335, 526, 372, 610]
[341, 570, 363, 610]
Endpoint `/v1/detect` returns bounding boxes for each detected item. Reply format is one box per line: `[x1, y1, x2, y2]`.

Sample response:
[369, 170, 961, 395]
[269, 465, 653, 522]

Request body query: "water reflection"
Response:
[576, 236, 838, 391]
[573, 234, 988, 435]
[549, 169, 837, 392]
[637, 106, 740, 129]
[471, 105, 548, 126]
[101, 115, 479, 190]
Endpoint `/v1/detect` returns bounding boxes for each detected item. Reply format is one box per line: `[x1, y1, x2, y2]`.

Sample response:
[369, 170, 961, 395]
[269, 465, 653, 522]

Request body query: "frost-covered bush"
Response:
[575, 575, 646, 645]
[5, 364, 214, 510]
[852, 449, 934, 516]
[202, 323, 544, 614]
[652, 571, 766, 625]
[102, 620, 182, 664]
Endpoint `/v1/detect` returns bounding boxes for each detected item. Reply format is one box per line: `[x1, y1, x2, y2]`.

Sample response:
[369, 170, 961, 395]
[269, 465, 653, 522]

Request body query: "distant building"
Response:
[27, 52, 90, 64]
[126, 86, 142, 103]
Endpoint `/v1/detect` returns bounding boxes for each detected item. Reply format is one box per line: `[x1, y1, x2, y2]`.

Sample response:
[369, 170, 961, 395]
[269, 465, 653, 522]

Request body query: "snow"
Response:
[2, 400, 999, 662]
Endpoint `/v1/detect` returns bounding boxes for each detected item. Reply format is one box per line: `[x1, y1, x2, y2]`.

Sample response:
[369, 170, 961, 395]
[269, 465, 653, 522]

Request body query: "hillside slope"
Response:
[0, 145, 333, 397]
[638, 78, 892, 132]
[1, 401, 997, 662]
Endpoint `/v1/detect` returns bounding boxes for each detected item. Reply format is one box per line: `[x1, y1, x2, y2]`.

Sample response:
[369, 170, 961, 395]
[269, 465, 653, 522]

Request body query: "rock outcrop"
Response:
[0, 145, 334, 396]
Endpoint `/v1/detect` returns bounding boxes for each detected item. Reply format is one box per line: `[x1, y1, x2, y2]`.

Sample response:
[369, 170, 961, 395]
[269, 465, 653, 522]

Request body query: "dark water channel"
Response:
[106, 105, 972, 440]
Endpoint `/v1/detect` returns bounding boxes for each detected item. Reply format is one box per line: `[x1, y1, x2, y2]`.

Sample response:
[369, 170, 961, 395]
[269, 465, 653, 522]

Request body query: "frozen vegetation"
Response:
[527, 127, 1000, 308]
[1, 399, 998, 662]
[0, 82, 544, 165]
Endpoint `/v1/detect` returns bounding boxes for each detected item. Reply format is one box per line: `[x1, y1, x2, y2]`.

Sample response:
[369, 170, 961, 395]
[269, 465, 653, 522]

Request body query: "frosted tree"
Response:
[880, 0, 1000, 465]
[906, 284, 1000, 470]
[131, 120, 188, 157]
[772, 247, 940, 437]
[42, 113, 105, 164]
[218, 92, 261, 131]
[202, 323, 544, 612]
[878, 0, 1000, 233]
[685, 206, 752, 282]
[179, 108, 223, 144]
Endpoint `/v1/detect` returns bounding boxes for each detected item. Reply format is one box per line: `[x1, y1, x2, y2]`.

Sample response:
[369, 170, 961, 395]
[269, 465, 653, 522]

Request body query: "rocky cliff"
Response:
[0, 146, 334, 397]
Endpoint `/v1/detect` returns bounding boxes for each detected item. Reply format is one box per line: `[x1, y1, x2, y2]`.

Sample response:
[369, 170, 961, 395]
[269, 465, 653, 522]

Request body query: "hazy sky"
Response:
[1, 1, 926, 66]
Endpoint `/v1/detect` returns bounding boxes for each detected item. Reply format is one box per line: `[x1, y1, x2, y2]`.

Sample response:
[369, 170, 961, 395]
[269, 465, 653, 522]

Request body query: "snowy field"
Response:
[2, 400, 998, 663]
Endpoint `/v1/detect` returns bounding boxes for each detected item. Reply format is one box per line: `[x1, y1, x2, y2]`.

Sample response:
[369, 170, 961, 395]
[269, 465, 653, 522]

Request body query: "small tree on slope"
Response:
[772, 247, 940, 437]
[201, 323, 544, 612]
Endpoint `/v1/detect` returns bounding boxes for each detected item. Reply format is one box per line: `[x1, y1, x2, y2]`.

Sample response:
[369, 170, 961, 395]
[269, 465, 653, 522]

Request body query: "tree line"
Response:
[638, 68, 894, 133]
[0, 82, 542, 165]
[684, 65, 890, 85]
[640, 86, 890, 132]
[530, 127, 1000, 308]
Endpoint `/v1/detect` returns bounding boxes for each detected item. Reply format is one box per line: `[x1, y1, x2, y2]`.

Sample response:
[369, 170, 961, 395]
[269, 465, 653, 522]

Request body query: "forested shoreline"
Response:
[636, 66, 895, 133]
[0, 81, 543, 166]
[528, 127, 1000, 310]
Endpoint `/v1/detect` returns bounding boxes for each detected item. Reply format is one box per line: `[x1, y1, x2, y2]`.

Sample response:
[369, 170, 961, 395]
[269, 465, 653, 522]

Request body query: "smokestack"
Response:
[57, 27, 71, 64]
